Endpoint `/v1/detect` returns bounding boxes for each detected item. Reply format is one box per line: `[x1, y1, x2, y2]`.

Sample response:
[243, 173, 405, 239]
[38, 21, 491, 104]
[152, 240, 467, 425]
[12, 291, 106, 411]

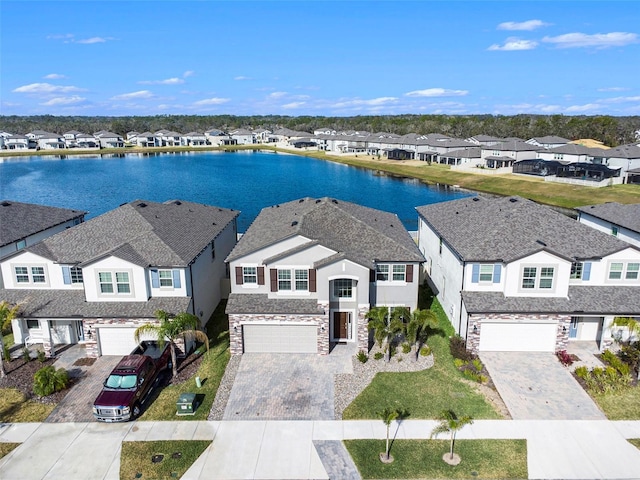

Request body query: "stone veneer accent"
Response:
[82, 317, 173, 358]
[357, 307, 369, 352]
[466, 313, 571, 354]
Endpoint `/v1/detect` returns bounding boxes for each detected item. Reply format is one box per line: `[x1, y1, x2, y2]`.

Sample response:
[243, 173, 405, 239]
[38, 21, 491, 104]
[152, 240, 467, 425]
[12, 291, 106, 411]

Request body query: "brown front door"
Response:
[333, 312, 348, 340]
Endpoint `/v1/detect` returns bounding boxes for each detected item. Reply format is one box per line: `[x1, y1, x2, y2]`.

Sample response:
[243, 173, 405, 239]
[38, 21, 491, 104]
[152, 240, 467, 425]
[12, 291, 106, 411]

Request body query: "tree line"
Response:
[1, 114, 639, 146]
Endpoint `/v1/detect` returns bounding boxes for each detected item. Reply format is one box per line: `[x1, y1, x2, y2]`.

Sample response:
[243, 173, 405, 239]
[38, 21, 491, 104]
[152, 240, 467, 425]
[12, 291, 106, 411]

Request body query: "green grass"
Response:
[343, 288, 501, 420]
[628, 439, 640, 449]
[345, 439, 528, 479]
[139, 301, 230, 421]
[119, 440, 211, 480]
[0, 442, 20, 459]
[591, 387, 640, 420]
[0, 388, 55, 423]
[3, 333, 14, 349]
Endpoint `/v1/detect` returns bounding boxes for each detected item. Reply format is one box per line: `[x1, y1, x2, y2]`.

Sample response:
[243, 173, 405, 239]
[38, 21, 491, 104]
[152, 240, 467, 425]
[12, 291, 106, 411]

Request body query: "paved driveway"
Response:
[223, 352, 352, 421]
[481, 352, 605, 420]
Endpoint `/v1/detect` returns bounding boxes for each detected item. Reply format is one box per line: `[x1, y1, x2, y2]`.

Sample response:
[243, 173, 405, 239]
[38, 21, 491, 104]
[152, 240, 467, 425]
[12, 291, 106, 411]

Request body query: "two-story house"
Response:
[225, 197, 424, 355]
[417, 196, 640, 354]
[0, 200, 239, 357]
[577, 203, 640, 248]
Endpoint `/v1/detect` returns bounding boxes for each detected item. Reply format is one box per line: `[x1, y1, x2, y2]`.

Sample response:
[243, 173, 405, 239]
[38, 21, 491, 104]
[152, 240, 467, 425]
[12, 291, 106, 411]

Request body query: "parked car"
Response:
[92, 341, 171, 422]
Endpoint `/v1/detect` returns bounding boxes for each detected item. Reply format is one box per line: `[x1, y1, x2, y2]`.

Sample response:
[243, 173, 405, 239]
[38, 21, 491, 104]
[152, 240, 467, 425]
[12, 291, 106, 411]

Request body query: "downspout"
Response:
[459, 261, 466, 341]
[189, 265, 196, 318]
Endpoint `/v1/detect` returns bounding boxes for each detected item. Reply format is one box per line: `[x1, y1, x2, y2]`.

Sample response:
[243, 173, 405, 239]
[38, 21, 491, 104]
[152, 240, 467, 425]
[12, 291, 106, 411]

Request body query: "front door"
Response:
[333, 312, 348, 341]
[569, 317, 578, 339]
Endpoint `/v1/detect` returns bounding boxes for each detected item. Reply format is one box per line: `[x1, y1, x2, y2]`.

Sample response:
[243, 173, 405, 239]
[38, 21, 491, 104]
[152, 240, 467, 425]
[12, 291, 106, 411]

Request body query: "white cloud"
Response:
[488, 38, 538, 51]
[542, 32, 638, 49]
[43, 73, 66, 80]
[47, 34, 74, 40]
[597, 87, 629, 92]
[13, 83, 84, 94]
[282, 102, 306, 109]
[600, 96, 640, 103]
[331, 97, 398, 108]
[40, 96, 86, 106]
[234, 76, 252, 81]
[76, 37, 110, 44]
[47, 33, 114, 44]
[565, 103, 600, 112]
[269, 91, 288, 99]
[139, 77, 185, 85]
[193, 97, 230, 106]
[183, 70, 195, 78]
[405, 88, 468, 97]
[498, 20, 550, 31]
[111, 90, 154, 100]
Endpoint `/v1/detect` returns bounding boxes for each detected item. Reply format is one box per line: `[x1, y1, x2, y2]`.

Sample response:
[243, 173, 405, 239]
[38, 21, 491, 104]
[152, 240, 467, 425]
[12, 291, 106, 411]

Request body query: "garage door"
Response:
[98, 327, 138, 356]
[243, 324, 317, 353]
[479, 322, 557, 352]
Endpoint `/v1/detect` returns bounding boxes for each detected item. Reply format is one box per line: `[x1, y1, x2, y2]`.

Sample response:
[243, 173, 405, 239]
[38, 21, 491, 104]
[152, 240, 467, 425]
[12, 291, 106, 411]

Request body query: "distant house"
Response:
[480, 140, 540, 169]
[0, 200, 239, 357]
[36, 132, 66, 150]
[592, 144, 640, 184]
[577, 203, 640, 249]
[134, 132, 160, 148]
[229, 129, 255, 145]
[156, 130, 182, 147]
[181, 132, 208, 147]
[536, 144, 599, 163]
[466, 135, 504, 146]
[0, 201, 85, 286]
[417, 196, 640, 354]
[226, 197, 424, 355]
[4, 134, 29, 150]
[205, 129, 236, 146]
[436, 147, 482, 167]
[76, 133, 99, 149]
[526, 136, 571, 149]
[95, 131, 124, 149]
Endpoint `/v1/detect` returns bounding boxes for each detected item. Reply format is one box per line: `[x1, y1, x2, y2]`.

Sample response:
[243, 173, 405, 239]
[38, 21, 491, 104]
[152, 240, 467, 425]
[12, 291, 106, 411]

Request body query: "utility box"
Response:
[176, 393, 197, 416]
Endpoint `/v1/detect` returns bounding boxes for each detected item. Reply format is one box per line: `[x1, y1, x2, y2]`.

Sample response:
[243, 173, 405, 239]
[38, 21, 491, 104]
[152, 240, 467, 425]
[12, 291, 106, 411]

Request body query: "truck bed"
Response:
[130, 340, 168, 360]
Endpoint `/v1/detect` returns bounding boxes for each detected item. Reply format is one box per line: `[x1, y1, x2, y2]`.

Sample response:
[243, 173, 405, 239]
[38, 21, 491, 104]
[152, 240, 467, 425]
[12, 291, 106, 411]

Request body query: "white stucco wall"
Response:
[83, 256, 147, 302]
[578, 213, 640, 248]
[503, 250, 571, 297]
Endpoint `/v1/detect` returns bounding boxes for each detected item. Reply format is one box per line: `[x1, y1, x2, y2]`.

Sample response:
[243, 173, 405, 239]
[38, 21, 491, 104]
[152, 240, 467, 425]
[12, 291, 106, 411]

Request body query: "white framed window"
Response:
[98, 271, 131, 295]
[392, 264, 406, 282]
[295, 269, 308, 291]
[70, 267, 83, 283]
[158, 270, 173, 287]
[570, 262, 583, 280]
[14, 265, 47, 284]
[278, 269, 291, 290]
[627, 263, 640, 280]
[333, 279, 353, 299]
[243, 266, 257, 284]
[376, 264, 389, 281]
[277, 268, 308, 292]
[609, 262, 640, 281]
[521, 266, 555, 290]
[479, 264, 494, 282]
[376, 264, 407, 283]
[609, 262, 623, 280]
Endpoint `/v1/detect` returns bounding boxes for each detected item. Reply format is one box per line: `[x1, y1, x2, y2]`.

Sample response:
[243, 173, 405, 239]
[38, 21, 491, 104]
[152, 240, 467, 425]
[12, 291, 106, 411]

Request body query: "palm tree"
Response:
[134, 310, 209, 378]
[430, 410, 474, 464]
[377, 407, 399, 462]
[0, 301, 22, 378]
[367, 306, 403, 362]
[403, 308, 439, 360]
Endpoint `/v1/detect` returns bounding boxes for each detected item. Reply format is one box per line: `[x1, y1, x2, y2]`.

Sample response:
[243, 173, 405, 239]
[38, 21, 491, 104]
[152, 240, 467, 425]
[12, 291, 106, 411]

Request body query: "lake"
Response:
[0, 150, 472, 231]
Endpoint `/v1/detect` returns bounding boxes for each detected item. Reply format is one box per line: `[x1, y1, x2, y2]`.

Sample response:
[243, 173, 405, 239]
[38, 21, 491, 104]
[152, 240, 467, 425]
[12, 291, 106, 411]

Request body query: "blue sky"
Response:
[1, 1, 639, 117]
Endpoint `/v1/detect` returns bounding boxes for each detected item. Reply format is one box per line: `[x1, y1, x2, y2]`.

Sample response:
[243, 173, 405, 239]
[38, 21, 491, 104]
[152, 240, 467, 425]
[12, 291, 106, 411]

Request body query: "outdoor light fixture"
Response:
[563, 326, 567, 333]
[473, 324, 478, 334]
[321, 325, 325, 332]
[233, 325, 237, 333]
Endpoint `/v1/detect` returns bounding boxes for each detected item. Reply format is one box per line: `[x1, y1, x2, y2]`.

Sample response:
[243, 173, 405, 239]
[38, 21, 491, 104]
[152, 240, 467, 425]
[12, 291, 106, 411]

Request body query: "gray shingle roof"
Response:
[226, 197, 424, 269]
[529, 136, 571, 144]
[0, 288, 191, 318]
[439, 147, 481, 158]
[463, 286, 640, 315]
[226, 293, 322, 314]
[416, 196, 635, 263]
[576, 203, 640, 234]
[0, 201, 86, 247]
[25, 200, 239, 267]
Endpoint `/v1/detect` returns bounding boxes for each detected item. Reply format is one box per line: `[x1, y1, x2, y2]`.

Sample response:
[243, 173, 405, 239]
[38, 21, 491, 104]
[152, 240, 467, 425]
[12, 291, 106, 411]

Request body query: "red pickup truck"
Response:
[92, 341, 171, 422]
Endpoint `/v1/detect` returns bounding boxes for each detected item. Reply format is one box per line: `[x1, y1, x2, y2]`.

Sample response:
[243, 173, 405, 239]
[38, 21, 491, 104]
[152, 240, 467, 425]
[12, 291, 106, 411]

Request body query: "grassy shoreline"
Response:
[2, 144, 638, 208]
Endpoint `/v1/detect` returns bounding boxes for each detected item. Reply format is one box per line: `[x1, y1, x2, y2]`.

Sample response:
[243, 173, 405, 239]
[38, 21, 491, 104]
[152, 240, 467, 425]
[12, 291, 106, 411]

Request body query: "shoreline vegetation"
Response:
[2, 144, 639, 209]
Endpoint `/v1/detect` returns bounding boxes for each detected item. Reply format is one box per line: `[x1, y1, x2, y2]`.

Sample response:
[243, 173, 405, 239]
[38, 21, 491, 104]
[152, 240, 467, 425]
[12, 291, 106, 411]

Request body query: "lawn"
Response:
[0, 388, 55, 423]
[343, 287, 501, 420]
[119, 440, 211, 479]
[140, 302, 230, 421]
[345, 439, 528, 479]
[591, 387, 640, 420]
[0, 442, 20, 459]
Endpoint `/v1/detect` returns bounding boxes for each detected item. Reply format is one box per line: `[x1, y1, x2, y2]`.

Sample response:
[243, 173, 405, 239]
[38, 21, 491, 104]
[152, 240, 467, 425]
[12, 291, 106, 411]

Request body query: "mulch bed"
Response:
[0, 358, 74, 404]
[170, 351, 206, 385]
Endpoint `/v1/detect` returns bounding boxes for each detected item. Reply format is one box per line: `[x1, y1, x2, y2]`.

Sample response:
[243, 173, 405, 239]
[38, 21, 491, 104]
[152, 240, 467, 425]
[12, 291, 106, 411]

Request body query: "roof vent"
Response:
[315, 199, 321, 204]
[212, 222, 216, 226]
[173, 200, 182, 205]
[509, 198, 518, 203]
[291, 221, 298, 227]
[331, 199, 338, 204]
[137, 202, 147, 208]
[299, 199, 304, 203]
[1, 201, 11, 207]
[472, 197, 480, 202]
[536, 239, 547, 246]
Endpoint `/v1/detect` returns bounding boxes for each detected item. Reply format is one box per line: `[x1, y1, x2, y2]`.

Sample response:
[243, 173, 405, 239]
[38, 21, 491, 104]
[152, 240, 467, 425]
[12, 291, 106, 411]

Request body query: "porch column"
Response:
[43, 320, 55, 358]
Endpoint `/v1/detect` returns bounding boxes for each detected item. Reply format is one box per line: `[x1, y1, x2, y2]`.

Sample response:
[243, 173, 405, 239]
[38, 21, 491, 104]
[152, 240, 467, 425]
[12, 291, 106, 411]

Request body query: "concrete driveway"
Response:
[481, 352, 605, 420]
[223, 351, 352, 421]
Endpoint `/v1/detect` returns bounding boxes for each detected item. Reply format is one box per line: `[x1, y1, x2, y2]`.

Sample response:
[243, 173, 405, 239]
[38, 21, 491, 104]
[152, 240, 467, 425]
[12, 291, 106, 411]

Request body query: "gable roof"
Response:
[416, 196, 635, 263]
[226, 197, 424, 269]
[0, 201, 86, 248]
[576, 203, 640, 234]
[24, 200, 239, 267]
[528, 136, 571, 144]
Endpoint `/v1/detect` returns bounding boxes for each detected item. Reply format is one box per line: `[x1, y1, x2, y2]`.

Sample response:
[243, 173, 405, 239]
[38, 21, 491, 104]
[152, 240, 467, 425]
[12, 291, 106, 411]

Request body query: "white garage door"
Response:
[98, 327, 138, 356]
[243, 324, 317, 353]
[479, 322, 557, 352]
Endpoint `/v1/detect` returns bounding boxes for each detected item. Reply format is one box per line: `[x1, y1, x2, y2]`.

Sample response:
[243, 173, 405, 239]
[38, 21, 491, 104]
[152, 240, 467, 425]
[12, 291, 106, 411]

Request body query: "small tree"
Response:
[431, 410, 474, 465]
[377, 407, 399, 462]
[367, 306, 403, 362]
[33, 366, 69, 397]
[402, 308, 439, 360]
[0, 301, 22, 378]
[134, 310, 209, 378]
[611, 317, 640, 343]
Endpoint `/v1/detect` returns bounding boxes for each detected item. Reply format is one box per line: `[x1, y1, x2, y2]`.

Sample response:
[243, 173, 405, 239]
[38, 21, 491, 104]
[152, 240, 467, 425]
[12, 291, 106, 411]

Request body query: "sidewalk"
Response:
[1, 419, 640, 479]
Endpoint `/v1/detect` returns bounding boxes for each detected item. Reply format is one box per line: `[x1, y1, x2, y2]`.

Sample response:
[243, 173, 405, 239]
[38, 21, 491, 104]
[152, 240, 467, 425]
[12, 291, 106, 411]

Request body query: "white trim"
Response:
[329, 308, 356, 342]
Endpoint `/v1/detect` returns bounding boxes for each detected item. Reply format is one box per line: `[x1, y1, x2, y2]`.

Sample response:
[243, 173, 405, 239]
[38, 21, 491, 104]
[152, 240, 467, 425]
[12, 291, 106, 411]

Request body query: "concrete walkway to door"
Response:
[481, 352, 605, 420]
[223, 347, 354, 421]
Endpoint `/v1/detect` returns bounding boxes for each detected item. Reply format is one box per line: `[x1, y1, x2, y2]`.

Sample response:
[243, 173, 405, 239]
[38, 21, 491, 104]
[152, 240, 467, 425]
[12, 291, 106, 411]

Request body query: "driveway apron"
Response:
[481, 352, 605, 420]
[223, 353, 352, 420]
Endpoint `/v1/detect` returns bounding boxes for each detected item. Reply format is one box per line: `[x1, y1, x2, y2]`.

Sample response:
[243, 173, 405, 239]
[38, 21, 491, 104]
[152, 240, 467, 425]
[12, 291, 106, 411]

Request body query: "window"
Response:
[540, 267, 554, 289]
[376, 265, 389, 281]
[15, 266, 29, 283]
[26, 319, 39, 329]
[158, 270, 173, 287]
[570, 262, 583, 280]
[333, 279, 353, 298]
[70, 267, 83, 283]
[521, 266, 555, 290]
[522, 267, 537, 289]
[14, 265, 46, 284]
[609, 262, 640, 281]
[16, 239, 26, 250]
[278, 269, 291, 291]
[392, 264, 406, 281]
[99, 271, 131, 295]
[609, 263, 623, 280]
[295, 269, 308, 290]
[277, 269, 308, 292]
[243, 267, 257, 284]
[627, 263, 640, 280]
[479, 265, 494, 282]
[377, 264, 408, 282]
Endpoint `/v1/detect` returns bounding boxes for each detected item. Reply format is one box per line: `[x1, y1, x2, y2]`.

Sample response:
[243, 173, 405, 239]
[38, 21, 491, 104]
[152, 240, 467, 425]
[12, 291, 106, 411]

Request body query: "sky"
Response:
[1, 1, 639, 117]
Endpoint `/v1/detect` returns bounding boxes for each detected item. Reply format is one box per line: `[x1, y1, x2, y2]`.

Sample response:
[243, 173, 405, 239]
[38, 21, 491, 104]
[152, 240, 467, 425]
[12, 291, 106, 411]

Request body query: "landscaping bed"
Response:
[0, 357, 70, 405]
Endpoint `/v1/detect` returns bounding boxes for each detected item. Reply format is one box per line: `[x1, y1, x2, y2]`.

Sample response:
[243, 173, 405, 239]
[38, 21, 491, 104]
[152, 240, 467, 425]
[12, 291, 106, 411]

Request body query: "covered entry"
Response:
[332, 311, 353, 341]
[242, 323, 317, 353]
[479, 321, 557, 352]
[569, 317, 604, 345]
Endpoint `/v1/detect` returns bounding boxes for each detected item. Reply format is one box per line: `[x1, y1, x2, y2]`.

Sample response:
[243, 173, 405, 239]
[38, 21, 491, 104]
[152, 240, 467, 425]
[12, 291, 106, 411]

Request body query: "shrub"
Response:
[36, 350, 46, 363]
[356, 350, 368, 363]
[462, 369, 487, 383]
[449, 335, 472, 361]
[602, 350, 630, 376]
[401, 343, 411, 354]
[556, 349, 573, 366]
[33, 366, 69, 397]
[3, 344, 10, 362]
[574, 365, 589, 379]
[472, 358, 483, 372]
[420, 345, 432, 357]
[453, 358, 466, 368]
[374, 352, 384, 360]
[22, 347, 31, 362]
